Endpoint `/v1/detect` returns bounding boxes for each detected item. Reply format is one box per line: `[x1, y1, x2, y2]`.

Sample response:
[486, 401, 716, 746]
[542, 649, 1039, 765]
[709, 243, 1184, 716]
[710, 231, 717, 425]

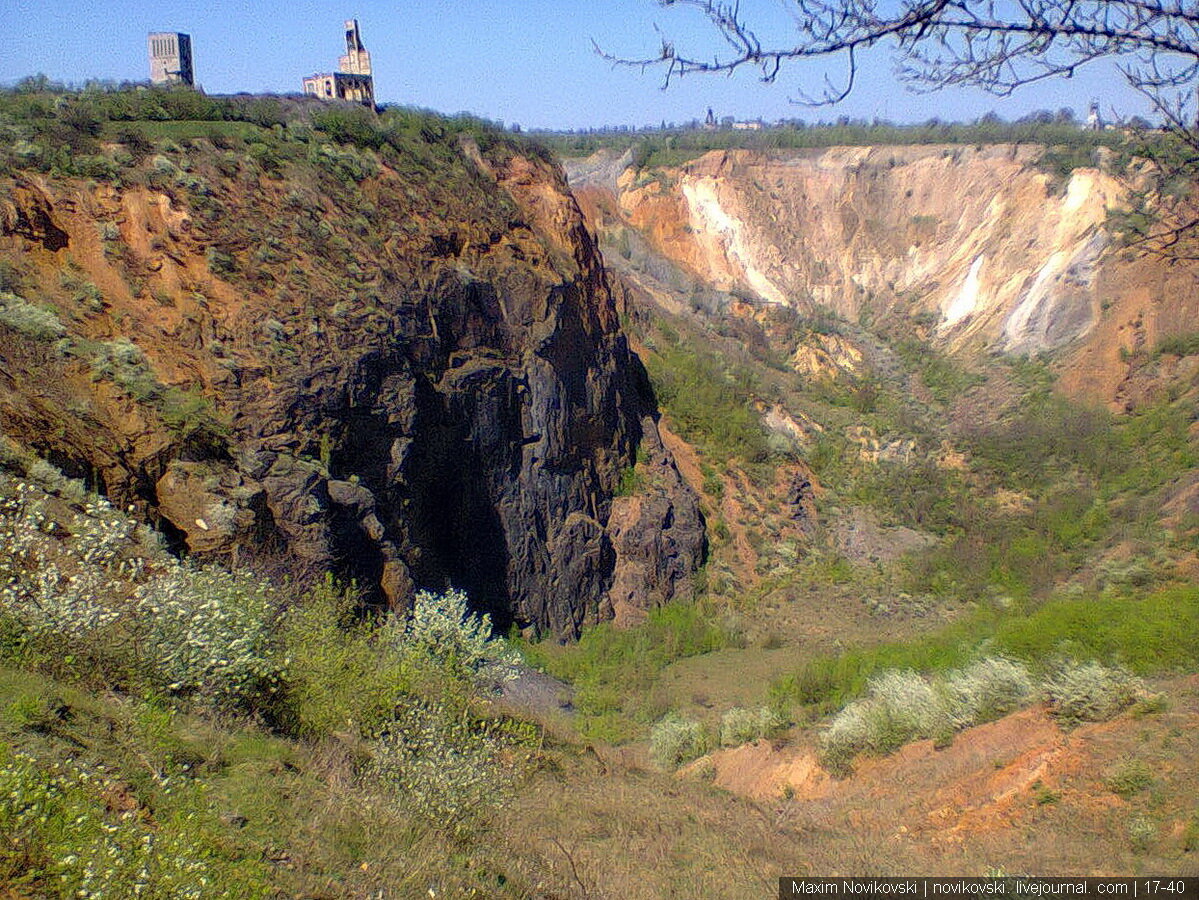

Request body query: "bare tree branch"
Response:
[601, 1, 1199, 104]
[602, 0, 1199, 252]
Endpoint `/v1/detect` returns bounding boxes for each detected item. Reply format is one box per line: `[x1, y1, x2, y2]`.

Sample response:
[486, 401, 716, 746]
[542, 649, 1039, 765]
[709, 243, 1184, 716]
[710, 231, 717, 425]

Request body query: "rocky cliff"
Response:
[0, 116, 703, 638]
[568, 145, 1199, 404]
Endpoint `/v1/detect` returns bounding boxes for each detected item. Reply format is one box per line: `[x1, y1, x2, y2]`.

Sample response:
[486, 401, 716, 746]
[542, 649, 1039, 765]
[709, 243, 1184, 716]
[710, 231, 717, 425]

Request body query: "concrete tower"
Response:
[148, 32, 194, 87]
[339, 19, 372, 76]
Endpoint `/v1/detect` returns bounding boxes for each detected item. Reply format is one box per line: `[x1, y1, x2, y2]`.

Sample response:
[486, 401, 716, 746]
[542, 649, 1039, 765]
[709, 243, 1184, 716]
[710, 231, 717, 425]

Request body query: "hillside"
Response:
[2, 90, 1199, 897]
[0, 91, 702, 639]
[568, 144, 1199, 406]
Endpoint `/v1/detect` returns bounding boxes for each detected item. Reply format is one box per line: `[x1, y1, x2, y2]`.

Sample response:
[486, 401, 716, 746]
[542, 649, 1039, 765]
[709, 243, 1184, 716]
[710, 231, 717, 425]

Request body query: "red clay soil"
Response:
[687, 682, 1199, 852]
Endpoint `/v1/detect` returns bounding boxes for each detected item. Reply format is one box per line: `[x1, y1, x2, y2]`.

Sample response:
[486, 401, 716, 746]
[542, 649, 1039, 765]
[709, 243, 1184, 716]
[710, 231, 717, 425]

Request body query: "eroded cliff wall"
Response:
[569, 145, 1199, 403]
[0, 128, 703, 638]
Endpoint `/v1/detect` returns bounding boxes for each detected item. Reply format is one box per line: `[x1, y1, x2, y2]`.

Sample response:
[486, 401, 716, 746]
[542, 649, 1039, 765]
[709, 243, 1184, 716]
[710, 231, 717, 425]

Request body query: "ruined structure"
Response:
[148, 32, 194, 87]
[303, 19, 374, 106]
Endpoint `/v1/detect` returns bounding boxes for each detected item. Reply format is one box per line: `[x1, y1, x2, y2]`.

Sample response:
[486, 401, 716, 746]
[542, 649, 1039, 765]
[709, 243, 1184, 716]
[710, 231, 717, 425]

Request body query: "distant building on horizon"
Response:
[302, 19, 374, 106]
[148, 32, 194, 87]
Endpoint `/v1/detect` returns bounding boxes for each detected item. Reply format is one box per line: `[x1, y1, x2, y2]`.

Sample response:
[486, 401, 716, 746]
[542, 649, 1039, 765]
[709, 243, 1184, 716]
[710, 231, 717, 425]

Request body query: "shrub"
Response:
[0, 292, 65, 340]
[0, 747, 272, 897]
[134, 566, 286, 710]
[1105, 757, 1154, 799]
[1128, 815, 1157, 853]
[371, 698, 512, 837]
[1155, 332, 1199, 357]
[821, 657, 1034, 772]
[719, 706, 780, 746]
[1184, 813, 1199, 853]
[278, 580, 413, 739]
[393, 587, 519, 684]
[942, 656, 1034, 727]
[205, 247, 236, 276]
[0, 483, 139, 641]
[1042, 660, 1144, 728]
[650, 713, 709, 770]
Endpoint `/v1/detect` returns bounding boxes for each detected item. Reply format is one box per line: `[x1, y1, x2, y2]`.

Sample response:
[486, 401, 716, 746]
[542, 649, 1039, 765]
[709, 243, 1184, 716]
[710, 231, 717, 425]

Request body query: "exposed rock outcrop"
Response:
[0, 136, 702, 639]
[567, 146, 1199, 403]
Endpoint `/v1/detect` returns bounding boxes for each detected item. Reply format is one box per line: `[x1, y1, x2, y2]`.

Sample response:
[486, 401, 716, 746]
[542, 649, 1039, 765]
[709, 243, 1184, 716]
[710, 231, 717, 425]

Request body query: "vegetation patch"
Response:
[0, 293, 66, 341]
[522, 601, 735, 742]
[772, 586, 1199, 716]
[650, 713, 709, 770]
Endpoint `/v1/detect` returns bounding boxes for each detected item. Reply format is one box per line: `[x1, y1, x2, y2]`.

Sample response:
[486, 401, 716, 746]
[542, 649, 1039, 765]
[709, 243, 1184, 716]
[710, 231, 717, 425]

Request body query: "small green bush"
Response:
[1127, 814, 1157, 853]
[0, 483, 138, 641]
[1154, 332, 1199, 358]
[1042, 660, 1144, 728]
[650, 713, 708, 770]
[1184, 813, 1199, 852]
[205, 247, 237, 276]
[719, 706, 780, 746]
[278, 580, 413, 739]
[1105, 757, 1154, 799]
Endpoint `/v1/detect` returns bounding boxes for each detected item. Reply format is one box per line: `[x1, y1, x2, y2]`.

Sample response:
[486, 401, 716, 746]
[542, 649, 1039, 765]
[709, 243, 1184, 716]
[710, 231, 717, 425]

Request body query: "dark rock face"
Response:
[785, 469, 818, 536]
[0, 149, 703, 640]
[606, 417, 706, 626]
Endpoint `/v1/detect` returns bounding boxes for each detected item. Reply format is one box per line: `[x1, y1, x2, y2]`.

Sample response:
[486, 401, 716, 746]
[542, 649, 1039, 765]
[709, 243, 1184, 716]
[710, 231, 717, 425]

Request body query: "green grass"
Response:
[770, 585, 1199, 715]
[641, 327, 772, 464]
[521, 601, 736, 742]
[100, 119, 268, 143]
[0, 663, 532, 897]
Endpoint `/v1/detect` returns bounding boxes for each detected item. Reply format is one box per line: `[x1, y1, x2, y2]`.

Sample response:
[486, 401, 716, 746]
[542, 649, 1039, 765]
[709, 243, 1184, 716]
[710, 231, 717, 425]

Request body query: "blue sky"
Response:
[1, 0, 1157, 130]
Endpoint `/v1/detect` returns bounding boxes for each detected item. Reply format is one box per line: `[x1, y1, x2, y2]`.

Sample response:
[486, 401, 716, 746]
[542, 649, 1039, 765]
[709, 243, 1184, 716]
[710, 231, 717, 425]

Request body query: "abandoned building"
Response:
[302, 19, 374, 106]
[148, 32, 194, 87]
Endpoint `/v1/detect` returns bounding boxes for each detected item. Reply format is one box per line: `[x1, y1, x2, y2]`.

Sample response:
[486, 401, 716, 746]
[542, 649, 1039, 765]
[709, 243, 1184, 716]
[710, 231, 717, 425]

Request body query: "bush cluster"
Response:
[821, 655, 1145, 773]
[650, 714, 709, 770]
[0, 465, 532, 851]
[0, 292, 66, 341]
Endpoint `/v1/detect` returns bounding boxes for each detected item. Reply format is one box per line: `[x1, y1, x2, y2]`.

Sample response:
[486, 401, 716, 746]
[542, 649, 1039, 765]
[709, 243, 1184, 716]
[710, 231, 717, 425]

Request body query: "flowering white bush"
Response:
[943, 656, 1034, 727]
[135, 566, 285, 708]
[392, 587, 519, 681]
[719, 706, 780, 746]
[0, 481, 140, 639]
[371, 698, 510, 836]
[823, 658, 1036, 770]
[0, 291, 66, 340]
[650, 713, 709, 770]
[0, 470, 284, 709]
[0, 748, 268, 898]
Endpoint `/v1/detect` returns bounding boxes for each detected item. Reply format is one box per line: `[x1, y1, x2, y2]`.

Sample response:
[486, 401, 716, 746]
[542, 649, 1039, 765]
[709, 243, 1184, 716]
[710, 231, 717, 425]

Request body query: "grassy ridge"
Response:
[771, 585, 1199, 715]
[520, 602, 735, 742]
[535, 117, 1128, 166]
